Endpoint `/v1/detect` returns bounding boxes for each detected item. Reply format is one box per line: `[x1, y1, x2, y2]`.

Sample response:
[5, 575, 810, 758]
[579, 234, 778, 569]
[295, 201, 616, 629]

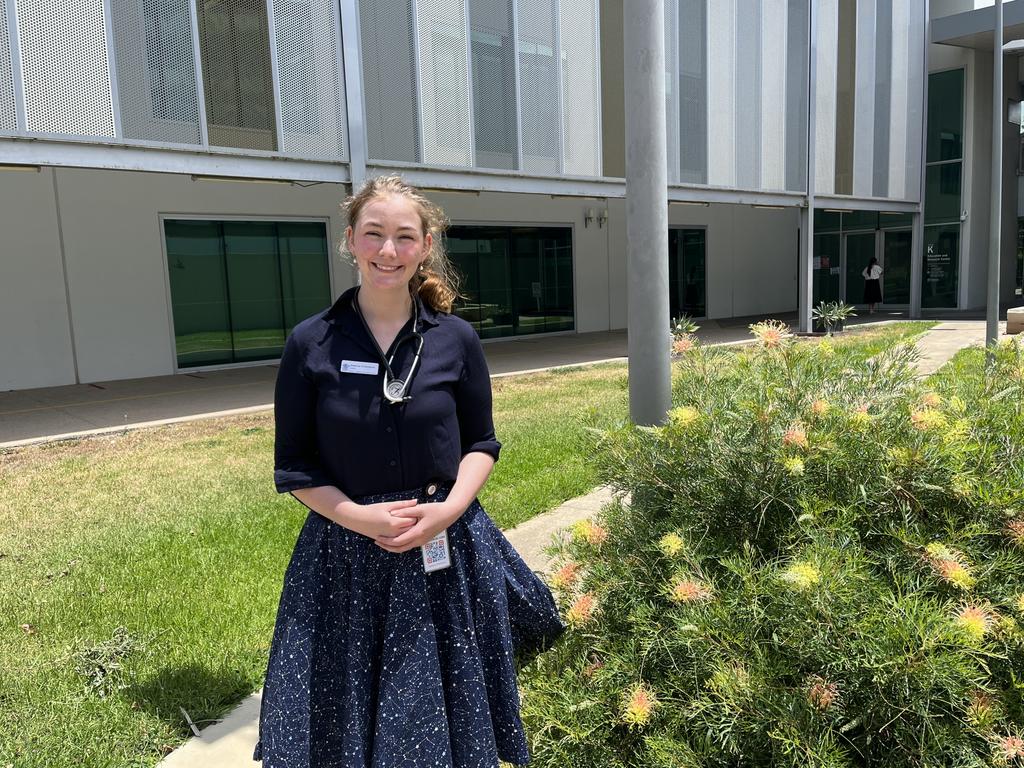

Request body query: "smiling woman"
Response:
[252, 175, 566, 768]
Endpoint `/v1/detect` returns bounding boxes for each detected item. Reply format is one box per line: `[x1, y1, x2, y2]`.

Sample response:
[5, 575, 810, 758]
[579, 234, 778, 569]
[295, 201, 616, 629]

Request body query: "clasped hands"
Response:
[349, 498, 461, 554]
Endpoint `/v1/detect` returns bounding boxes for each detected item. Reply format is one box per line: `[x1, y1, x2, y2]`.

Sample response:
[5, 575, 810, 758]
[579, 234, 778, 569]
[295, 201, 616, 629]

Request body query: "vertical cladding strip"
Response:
[559, 0, 600, 176]
[872, 0, 892, 197]
[274, 0, 348, 158]
[416, 0, 473, 166]
[760, 0, 786, 191]
[784, 0, 808, 192]
[813, 0, 838, 195]
[833, 0, 854, 195]
[102, 0, 122, 138]
[17, 0, 115, 136]
[265, 0, 286, 152]
[0, 0, 16, 131]
[735, 0, 760, 190]
[664, 0, 678, 184]
[677, 0, 707, 185]
[903, 0, 924, 204]
[510, 0, 522, 170]
[852, 0, 876, 197]
[706, 0, 734, 186]
[552, 0, 563, 173]
[888, 0, 909, 199]
[516, 0, 559, 175]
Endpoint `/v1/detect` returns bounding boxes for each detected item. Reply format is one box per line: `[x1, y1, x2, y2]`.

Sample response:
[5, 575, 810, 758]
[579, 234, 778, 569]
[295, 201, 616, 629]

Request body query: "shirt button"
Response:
[426, 483, 438, 495]
[389, 459, 397, 467]
[385, 426, 393, 433]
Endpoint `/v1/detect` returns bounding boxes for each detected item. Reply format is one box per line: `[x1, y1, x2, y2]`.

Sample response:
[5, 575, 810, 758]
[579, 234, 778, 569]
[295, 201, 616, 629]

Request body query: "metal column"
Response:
[987, 0, 1004, 362]
[624, 0, 670, 426]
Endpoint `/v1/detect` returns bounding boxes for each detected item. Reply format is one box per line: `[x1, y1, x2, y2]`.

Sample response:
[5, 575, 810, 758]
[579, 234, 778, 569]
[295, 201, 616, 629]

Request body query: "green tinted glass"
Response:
[927, 69, 964, 163]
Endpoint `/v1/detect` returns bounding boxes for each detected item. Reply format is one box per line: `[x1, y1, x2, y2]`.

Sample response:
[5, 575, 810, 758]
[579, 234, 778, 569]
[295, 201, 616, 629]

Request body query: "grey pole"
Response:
[624, 0, 670, 425]
[988, 0, 1003, 366]
[799, 0, 817, 333]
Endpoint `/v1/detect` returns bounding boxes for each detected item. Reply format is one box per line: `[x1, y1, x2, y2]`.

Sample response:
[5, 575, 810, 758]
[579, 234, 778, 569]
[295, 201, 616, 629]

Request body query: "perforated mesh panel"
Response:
[0, 2, 15, 132]
[516, 0, 557, 173]
[887, 0, 909, 199]
[760, 0, 786, 191]
[359, 0, 418, 162]
[17, 0, 115, 136]
[417, 0, 473, 166]
[706, 0, 735, 186]
[469, 0, 516, 169]
[273, 0, 347, 159]
[813, 0, 838, 194]
[196, 0, 277, 151]
[558, 0, 599, 176]
[111, 0, 201, 144]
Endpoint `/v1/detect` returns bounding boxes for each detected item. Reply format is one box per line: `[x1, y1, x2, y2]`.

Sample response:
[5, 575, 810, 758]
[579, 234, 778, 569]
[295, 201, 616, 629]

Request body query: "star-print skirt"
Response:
[252, 482, 566, 768]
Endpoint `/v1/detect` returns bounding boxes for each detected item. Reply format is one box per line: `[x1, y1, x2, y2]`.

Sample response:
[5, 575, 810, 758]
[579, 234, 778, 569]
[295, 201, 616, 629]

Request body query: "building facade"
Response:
[0, 0, 1020, 391]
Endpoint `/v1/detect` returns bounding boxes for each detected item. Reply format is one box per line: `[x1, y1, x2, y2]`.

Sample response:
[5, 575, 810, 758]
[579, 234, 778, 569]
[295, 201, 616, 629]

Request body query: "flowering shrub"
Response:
[520, 332, 1024, 767]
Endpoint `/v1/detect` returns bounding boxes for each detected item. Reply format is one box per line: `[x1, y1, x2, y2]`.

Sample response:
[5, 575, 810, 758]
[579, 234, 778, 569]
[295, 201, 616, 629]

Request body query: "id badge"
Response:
[422, 529, 451, 572]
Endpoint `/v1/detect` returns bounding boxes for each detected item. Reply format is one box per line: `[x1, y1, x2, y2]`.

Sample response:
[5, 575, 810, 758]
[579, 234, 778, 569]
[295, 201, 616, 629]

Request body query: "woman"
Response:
[253, 175, 565, 768]
[862, 256, 883, 314]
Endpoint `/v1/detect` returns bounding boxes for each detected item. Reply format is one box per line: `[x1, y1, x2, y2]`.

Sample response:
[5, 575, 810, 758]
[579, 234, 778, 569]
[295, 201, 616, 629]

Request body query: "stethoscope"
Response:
[352, 286, 424, 404]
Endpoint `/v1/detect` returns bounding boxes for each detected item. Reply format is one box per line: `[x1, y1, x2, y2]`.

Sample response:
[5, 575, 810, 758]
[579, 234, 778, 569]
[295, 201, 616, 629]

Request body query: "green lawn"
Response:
[0, 322, 936, 767]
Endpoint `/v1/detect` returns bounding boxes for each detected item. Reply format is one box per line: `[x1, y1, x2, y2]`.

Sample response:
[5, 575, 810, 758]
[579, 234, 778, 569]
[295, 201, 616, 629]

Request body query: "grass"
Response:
[0, 322, 937, 767]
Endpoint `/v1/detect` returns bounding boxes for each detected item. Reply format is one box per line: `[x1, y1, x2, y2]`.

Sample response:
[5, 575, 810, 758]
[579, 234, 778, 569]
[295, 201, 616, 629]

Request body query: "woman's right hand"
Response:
[340, 498, 420, 540]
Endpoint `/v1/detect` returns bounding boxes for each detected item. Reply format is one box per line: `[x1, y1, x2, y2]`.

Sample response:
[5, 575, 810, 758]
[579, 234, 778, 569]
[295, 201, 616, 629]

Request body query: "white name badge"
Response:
[422, 529, 451, 572]
[340, 360, 379, 375]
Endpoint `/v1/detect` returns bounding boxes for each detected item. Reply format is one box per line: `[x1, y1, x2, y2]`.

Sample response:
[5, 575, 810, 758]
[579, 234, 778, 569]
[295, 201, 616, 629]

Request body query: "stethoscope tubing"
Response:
[353, 286, 424, 404]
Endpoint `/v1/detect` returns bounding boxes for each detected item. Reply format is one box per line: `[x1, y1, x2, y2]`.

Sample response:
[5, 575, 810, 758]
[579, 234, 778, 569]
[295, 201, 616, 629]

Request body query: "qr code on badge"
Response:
[424, 537, 446, 563]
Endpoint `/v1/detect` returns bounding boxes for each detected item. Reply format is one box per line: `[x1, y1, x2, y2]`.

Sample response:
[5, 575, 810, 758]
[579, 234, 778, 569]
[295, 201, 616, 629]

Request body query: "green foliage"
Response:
[522, 333, 1024, 767]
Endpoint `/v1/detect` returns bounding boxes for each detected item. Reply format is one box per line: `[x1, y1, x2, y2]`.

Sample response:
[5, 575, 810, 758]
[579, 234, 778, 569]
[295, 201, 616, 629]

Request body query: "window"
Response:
[668, 228, 706, 319]
[445, 226, 573, 338]
[164, 219, 330, 367]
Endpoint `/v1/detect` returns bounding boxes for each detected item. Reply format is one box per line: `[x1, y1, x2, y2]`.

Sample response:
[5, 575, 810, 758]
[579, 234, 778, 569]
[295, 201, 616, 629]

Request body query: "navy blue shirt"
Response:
[273, 285, 501, 498]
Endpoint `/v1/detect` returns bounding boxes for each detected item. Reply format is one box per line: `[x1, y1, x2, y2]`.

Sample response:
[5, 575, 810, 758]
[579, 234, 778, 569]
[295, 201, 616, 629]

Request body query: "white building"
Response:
[0, 0, 1020, 391]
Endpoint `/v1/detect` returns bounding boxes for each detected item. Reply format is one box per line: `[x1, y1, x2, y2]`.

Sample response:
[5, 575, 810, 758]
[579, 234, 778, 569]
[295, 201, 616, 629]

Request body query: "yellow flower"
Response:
[658, 532, 685, 557]
[910, 407, 947, 431]
[925, 542, 954, 560]
[849, 404, 872, 429]
[920, 391, 943, 408]
[571, 520, 608, 547]
[566, 592, 598, 627]
[621, 683, 657, 728]
[783, 457, 805, 476]
[942, 418, 970, 445]
[779, 562, 820, 591]
[667, 578, 713, 604]
[782, 424, 809, 450]
[1015, 594, 1024, 615]
[935, 558, 976, 590]
[956, 604, 994, 642]
[668, 406, 700, 430]
[948, 395, 966, 413]
[817, 338, 835, 357]
[810, 399, 830, 417]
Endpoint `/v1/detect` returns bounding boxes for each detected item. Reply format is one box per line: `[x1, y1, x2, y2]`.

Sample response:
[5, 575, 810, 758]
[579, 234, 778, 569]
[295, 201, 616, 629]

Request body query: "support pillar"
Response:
[987, 0, 1004, 362]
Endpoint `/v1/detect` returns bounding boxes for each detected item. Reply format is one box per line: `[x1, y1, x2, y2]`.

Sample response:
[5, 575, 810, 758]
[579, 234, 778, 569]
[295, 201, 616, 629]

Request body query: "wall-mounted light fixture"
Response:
[598, 209, 608, 228]
[585, 208, 596, 227]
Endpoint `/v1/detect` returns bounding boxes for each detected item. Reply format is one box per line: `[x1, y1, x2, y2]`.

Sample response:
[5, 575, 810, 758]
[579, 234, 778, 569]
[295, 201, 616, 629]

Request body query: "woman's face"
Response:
[347, 195, 432, 294]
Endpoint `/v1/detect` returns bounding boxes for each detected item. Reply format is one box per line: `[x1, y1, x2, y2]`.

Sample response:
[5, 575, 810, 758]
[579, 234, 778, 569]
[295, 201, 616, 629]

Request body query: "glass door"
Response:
[882, 230, 912, 305]
[843, 232, 875, 306]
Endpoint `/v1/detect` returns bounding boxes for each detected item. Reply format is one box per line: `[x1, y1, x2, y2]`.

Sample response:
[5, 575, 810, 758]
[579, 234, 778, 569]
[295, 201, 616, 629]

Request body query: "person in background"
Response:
[862, 256, 883, 314]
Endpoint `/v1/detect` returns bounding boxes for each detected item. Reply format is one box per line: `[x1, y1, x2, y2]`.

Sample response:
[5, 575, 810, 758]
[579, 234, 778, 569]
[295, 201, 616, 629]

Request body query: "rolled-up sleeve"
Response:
[455, 327, 501, 462]
[273, 329, 333, 493]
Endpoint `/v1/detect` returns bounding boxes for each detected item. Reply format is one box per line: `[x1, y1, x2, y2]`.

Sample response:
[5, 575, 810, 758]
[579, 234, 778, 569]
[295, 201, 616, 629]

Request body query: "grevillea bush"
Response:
[519, 328, 1024, 767]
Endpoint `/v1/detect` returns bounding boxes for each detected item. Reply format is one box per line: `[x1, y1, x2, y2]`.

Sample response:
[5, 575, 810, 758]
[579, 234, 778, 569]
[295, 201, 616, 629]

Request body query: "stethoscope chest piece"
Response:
[354, 287, 425, 405]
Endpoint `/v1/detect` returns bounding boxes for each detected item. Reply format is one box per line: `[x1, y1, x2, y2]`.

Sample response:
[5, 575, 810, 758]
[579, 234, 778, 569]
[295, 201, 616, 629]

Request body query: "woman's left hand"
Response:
[373, 501, 462, 553]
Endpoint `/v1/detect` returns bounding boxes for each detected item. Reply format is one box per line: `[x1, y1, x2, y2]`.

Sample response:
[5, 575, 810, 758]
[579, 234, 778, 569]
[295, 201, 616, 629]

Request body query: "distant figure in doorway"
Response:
[862, 256, 883, 314]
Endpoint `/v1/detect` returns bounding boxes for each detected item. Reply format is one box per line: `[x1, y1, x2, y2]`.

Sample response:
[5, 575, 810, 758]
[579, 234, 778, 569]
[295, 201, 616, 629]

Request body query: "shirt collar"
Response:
[325, 285, 441, 331]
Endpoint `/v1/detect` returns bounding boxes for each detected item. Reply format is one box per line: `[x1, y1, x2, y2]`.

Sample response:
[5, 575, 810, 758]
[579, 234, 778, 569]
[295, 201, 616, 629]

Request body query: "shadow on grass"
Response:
[126, 662, 256, 734]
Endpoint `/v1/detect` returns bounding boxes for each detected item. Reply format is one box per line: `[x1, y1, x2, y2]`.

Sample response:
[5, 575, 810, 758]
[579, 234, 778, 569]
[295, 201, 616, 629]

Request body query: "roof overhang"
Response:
[932, 1, 1024, 50]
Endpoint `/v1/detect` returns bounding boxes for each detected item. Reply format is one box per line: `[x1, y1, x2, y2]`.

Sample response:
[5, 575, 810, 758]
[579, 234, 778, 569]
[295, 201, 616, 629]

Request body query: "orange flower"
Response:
[996, 734, 1024, 762]
[550, 561, 581, 590]
[566, 592, 597, 627]
[1006, 519, 1024, 548]
[810, 399, 830, 417]
[782, 424, 809, 450]
[672, 334, 695, 355]
[956, 604, 995, 642]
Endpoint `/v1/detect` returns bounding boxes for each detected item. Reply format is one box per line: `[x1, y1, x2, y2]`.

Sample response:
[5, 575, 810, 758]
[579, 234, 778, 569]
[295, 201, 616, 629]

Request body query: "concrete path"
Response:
[155, 485, 623, 768]
[912, 320, 1010, 376]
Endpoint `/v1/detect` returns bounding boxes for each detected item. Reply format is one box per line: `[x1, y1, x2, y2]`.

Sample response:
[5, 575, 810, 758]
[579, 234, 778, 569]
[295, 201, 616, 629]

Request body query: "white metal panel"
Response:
[17, 0, 115, 136]
[558, 0, 600, 176]
[888, 0, 910, 199]
[706, 0, 735, 187]
[517, 0, 559, 174]
[0, 0, 15, 131]
[813, 0, 838, 194]
[852, 0, 876, 196]
[760, 0, 787, 191]
[903, 0, 925, 203]
[273, 0, 348, 159]
[416, 0, 473, 166]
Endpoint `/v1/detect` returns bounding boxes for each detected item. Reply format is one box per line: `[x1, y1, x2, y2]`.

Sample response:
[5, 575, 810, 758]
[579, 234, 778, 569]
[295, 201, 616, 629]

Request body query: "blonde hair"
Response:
[341, 174, 461, 313]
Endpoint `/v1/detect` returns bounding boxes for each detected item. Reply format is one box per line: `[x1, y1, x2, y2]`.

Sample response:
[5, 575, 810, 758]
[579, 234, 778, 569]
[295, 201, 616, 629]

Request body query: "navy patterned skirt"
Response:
[252, 482, 566, 767]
